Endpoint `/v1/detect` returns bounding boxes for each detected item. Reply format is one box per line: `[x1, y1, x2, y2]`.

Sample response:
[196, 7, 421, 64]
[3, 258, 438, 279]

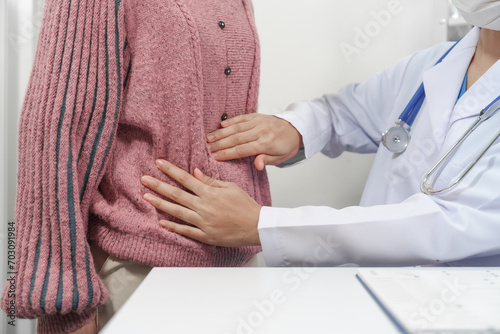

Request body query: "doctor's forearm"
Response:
[257, 194, 497, 267]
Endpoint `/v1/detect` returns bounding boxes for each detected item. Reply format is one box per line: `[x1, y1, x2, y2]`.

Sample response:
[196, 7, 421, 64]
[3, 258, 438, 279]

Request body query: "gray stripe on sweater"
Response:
[52, 0, 81, 311]
[96, 2, 123, 178]
[81, 27, 111, 212]
[44, 0, 75, 312]
[28, 232, 42, 308]
[76, 0, 97, 168]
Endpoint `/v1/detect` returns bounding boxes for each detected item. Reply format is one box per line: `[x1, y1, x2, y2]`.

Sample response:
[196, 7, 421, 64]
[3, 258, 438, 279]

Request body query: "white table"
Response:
[101, 267, 399, 334]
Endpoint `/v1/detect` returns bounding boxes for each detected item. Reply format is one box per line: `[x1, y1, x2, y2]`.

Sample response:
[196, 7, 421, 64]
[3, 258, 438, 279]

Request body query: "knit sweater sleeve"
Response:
[1, 0, 126, 332]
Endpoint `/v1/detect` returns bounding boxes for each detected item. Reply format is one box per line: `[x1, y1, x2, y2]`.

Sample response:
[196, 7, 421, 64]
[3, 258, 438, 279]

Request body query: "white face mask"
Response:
[453, 0, 500, 30]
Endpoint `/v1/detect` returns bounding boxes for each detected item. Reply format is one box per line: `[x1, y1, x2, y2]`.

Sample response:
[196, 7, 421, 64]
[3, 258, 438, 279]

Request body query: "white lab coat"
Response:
[258, 27, 500, 267]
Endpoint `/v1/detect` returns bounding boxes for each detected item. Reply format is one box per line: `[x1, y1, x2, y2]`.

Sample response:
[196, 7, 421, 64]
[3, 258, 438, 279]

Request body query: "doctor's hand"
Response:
[141, 160, 262, 247]
[207, 114, 303, 170]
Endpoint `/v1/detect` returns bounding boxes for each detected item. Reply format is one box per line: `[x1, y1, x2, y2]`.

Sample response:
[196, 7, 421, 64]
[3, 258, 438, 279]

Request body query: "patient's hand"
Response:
[207, 114, 303, 170]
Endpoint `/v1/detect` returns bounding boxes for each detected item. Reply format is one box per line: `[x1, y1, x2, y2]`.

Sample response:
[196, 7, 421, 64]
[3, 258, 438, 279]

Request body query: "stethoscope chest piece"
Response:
[382, 122, 410, 154]
[381, 41, 461, 155]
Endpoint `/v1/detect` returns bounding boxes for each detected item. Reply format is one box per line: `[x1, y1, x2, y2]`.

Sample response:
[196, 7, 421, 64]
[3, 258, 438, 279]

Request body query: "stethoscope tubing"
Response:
[421, 100, 500, 195]
[398, 42, 460, 126]
[383, 41, 460, 154]
[401, 84, 425, 126]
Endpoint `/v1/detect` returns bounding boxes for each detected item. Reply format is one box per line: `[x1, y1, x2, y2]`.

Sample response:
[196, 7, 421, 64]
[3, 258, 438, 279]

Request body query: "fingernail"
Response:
[141, 176, 151, 185]
[159, 220, 170, 229]
[156, 159, 166, 166]
[212, 152, 220, 159]
[143, 193, 153, 201]
[207, 134, 215, 142]
[221, 120, 228, 127]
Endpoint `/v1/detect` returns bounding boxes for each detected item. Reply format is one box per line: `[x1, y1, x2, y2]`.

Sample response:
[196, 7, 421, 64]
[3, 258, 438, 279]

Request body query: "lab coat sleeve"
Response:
[258, 140, 500, 267]
[0, 1, 127, 332]
[275, 54, 418, 166]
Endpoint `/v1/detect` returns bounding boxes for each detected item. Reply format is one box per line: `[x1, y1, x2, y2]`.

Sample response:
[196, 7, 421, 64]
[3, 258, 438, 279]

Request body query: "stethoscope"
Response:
[381, 41, 500, 194]
[381, 42, 459, 154]
[421, 96, 500, 194]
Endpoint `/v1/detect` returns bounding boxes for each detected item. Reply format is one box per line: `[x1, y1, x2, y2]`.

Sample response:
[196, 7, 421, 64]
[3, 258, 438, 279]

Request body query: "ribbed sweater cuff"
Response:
[37, 308, 96, 334]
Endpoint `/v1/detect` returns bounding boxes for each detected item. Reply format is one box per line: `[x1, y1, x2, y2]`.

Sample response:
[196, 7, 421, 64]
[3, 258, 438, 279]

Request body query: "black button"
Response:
[224, 67, 231, 75]
[221, 113, 228, 121]
[219, 21, 226, 29]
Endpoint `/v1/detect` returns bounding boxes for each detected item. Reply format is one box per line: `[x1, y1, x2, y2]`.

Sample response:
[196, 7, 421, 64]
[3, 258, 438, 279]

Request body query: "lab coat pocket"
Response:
[431, 161, 465, 191]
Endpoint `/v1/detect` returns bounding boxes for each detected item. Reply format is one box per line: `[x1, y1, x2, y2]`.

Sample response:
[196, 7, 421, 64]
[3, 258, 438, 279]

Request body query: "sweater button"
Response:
[224, 67, 231, 75]
[221, 113, 228, 121]
[219, 21, 226, 29]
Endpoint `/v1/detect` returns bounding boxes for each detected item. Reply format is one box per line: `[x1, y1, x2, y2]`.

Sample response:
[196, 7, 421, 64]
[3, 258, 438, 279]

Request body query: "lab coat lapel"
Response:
[421, 28, 479, 147]
[451, 60, 500, 124]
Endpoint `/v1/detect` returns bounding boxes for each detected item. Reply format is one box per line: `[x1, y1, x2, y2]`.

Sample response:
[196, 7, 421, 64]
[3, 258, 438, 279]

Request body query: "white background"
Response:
[0, 0, 451, 333]
[255, 0, 449, 208]
[1, 1, 45, 333]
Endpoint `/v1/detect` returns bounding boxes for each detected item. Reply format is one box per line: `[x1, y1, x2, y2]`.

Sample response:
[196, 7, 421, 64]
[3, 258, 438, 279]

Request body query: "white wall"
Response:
[1, 1, 43, 332]
[253, 0, 449, 209]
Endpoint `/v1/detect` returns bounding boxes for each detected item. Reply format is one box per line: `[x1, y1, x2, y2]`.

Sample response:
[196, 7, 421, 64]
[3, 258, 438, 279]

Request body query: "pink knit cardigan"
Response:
[1, 0, 271, 332]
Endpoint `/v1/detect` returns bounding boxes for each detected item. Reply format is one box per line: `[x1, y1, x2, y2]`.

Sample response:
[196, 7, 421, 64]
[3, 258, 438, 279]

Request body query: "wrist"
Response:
[250, 205, 263, 246]
[277, 117, 303, 151]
